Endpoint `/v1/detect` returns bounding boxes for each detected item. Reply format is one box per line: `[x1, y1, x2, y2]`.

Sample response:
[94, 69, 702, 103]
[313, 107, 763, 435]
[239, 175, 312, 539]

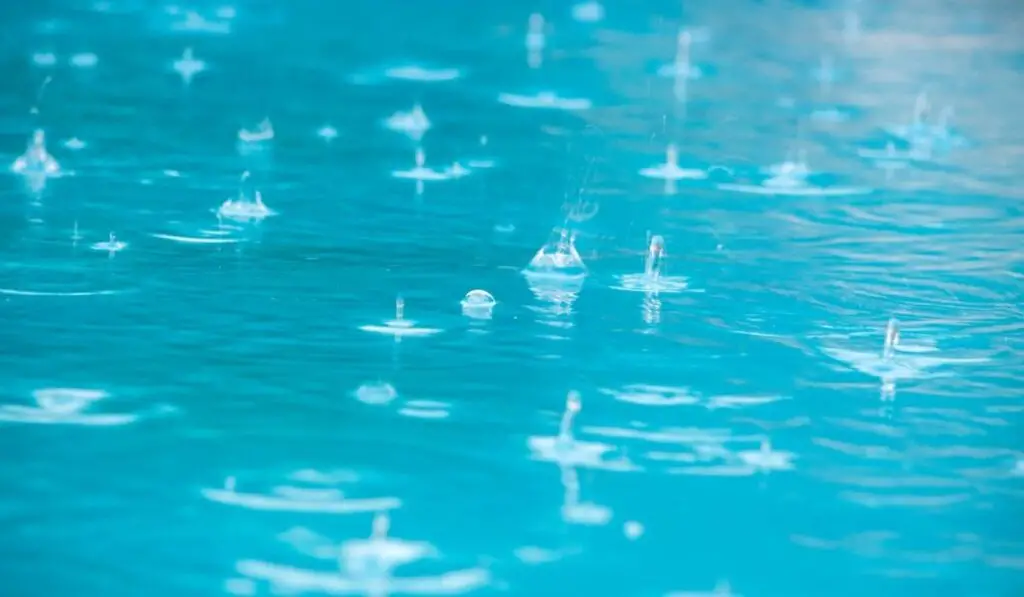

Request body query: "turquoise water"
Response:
[2, 1, 1023, 596]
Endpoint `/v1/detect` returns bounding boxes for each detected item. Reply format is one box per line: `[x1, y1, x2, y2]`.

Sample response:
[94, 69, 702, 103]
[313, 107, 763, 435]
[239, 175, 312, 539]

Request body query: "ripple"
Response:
[599, 384, 700, 406]
[0, 287, 123, 297]
[202, 477, 400, 514]
[236, 560, 490, 595]
[398, 400, 450, 420]
[0, 387, 160, 426]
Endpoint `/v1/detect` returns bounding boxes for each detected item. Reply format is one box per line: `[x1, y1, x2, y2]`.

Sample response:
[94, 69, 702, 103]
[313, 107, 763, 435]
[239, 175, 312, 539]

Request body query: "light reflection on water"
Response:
[0, 1, 1022, 596]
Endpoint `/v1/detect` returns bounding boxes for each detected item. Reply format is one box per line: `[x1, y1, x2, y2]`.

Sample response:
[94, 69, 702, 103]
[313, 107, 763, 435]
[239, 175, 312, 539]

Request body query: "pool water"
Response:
[1, 1, 1022, 596]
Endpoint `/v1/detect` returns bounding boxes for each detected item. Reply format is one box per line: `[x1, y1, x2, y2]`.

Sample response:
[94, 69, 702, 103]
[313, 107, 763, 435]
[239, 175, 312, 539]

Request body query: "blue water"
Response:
[2, 1, 1023, 596]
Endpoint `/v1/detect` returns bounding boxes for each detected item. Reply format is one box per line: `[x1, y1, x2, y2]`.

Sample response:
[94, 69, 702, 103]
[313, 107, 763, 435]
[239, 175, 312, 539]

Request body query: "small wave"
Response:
[202, 487, 400, 514]
[151, 233, 241, 244]
[717, 183, 872, 197]
[0, 406, 137, 426]
[236, 559, 490, 594]
[0, 288, 121, 297]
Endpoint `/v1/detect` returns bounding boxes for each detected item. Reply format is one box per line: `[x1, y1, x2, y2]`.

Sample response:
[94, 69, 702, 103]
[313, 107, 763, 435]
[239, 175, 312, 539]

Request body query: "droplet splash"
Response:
[527, 391, 633, 471]
[90, 232, 127, 255]
[234, 511, 490, 593]
[523, 228, 587, 281]
[612, 235, 690, 294]
[202, 475, 400, 514]
[11, 129, 60, 177]
[639, 143, 707, 194]
[883, 318, 900, 361]
[238, 118, 274, 143]
[717, 151, 870, 197]
[216, 171, 276, 222]
[886, 91, 965, 147]
[172, 47, 207, 84]
[391, 148, 451, 195]
[0, 388, 142, 426]
[656, 30, 703, 80]
[359, 296, 442, 339]
[383, 104, 431, 140]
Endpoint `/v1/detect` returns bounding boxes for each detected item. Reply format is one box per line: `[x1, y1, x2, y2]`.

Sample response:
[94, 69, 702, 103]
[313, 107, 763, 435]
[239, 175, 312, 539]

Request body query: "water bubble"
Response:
[623, 520, 644, 540]
[461, 289, 496, 320]
[317, 124, 338, 141]
[69, 52, 98, 68]
[31, 52, 57, 67]
[354, 382, 398, 406]
[572, 1, 605, 23]
[461, 290, 495, 308]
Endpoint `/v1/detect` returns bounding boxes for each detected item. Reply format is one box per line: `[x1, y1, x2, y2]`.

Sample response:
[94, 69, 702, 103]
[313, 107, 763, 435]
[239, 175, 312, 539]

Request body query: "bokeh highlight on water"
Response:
[1, 1, 1022, 596]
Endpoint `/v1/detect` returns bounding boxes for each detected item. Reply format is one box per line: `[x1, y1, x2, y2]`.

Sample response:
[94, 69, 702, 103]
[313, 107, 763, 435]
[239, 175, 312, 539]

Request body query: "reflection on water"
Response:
[2, 1, 1023, 596]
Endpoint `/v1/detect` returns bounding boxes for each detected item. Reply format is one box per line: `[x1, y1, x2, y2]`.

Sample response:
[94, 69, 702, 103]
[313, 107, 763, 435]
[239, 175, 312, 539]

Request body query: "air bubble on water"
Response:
[623, 520, 644, 540]
[317, 124, 338, 141]
[572, 1, 605, 23]
[354, 382, 398, 406]
[69, 52, 98, 68]
[31, 52, 57, 67]
[461, 289, 496, 320]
